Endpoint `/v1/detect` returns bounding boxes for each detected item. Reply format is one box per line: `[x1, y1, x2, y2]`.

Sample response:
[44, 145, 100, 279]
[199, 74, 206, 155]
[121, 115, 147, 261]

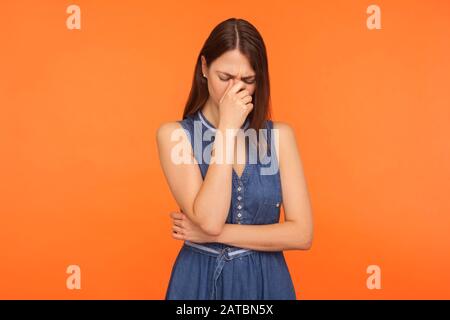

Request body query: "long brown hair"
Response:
[182, 18, 272, 138]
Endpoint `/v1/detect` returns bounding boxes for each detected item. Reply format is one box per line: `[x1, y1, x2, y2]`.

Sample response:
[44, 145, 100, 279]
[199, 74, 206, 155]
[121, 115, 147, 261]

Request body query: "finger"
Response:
[170, 211, 184, 220]
[219, 80, 235, 104]
[172, 231, 185, 240]
[241, 94, 252, 104]
[237, 89, 250, 99]
[173, 219, 183, 227]
[170, 211, 184, 219]
[172, 225, 184, 234]
[171, 217, 183, 225]
[242, 103, 253, 115]
[229, 81, 246, 94]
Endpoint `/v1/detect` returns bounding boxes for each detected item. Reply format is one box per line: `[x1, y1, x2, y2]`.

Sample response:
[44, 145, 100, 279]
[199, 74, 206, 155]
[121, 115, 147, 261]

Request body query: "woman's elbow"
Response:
[199, 221, 224, 237]
[293, 239, 313, 250]
[301, 239, 313, 250]
[294, 230, 313, 250]
[193, 199, 224, 236]
[189, 210, 222, 236]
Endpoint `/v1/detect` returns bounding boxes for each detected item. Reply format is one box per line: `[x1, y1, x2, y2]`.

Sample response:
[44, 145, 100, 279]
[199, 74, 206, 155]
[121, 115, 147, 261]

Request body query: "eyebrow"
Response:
[216, 71, 256, 79]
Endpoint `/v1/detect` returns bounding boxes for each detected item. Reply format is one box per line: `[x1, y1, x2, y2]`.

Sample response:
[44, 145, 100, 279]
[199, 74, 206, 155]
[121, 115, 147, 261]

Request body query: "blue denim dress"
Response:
[165, 110, 297, 300]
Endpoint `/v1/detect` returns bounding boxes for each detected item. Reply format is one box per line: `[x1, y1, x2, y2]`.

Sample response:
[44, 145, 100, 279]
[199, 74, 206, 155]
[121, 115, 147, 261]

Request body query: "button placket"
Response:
[233, 162, 250, 226]
[236, 182, 244, 224]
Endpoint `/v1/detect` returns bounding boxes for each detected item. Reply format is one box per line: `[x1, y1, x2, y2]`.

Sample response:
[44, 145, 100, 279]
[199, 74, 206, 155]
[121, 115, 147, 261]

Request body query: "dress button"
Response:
[237, 187, 241, 192]
[237, 205, 242, 209]
[276, 202, 280, 207]
[237, 213, 242, 217]
[237, 196, 242, 201]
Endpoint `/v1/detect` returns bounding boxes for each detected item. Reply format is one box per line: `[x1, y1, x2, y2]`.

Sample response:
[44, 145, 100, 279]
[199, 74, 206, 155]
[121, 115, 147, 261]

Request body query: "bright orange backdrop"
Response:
[1, 0, 449, 299]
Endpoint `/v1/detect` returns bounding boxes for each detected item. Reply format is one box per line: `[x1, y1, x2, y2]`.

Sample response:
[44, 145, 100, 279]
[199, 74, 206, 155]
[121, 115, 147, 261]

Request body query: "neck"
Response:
[201, 98, 220, 128]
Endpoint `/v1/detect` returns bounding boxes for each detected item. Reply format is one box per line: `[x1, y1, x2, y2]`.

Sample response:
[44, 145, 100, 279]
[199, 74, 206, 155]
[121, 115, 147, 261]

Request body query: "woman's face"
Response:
[201, 49, 256, 107]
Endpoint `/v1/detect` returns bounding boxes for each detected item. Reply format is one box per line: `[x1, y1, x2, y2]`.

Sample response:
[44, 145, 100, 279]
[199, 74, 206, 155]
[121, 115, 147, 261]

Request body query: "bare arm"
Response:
[214, 121, 314, 251]
[156, 122, 235, 236]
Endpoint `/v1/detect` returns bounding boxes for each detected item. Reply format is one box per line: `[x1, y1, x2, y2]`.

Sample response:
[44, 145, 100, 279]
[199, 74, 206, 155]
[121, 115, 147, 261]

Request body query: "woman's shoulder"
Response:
[156, 119, 192, 148]
[271, 120, 292, 130]
[156, 113, 197, 137]
[271, 120, 296, 138]
[157, 120, 180, 134]
[270, 120, 298, 155]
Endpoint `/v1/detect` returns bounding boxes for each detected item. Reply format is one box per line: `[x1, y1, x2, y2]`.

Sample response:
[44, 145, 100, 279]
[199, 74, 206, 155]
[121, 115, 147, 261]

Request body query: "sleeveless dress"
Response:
[165, 109, 297, 300]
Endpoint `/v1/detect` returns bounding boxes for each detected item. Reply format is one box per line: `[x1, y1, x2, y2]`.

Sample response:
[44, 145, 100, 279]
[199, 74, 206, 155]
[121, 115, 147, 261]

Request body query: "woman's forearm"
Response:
[215, 221, 312, 251]
[193, 127, 236, 235]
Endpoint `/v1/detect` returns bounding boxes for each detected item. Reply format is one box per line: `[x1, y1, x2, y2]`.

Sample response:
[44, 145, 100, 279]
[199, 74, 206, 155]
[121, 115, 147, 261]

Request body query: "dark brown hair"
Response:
[182, 18, 272, 137]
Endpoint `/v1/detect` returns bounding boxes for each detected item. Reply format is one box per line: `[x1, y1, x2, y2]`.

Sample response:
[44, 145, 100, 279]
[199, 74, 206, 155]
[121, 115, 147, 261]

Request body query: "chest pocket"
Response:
[250, 158, 283, 224]
[251, 198, 282, 225]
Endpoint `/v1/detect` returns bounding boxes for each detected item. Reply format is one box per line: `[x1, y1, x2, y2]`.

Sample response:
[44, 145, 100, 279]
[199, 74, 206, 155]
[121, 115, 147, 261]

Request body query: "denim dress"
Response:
[165, 109, 297, 300]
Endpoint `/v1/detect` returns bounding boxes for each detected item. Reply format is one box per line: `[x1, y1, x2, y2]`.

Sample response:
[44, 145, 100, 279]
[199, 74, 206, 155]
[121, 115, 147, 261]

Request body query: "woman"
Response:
[156, 17, 313, 300]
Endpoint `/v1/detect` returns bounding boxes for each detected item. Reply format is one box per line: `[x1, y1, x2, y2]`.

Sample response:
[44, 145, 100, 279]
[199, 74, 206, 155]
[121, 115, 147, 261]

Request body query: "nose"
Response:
[231, 78, 246, 90]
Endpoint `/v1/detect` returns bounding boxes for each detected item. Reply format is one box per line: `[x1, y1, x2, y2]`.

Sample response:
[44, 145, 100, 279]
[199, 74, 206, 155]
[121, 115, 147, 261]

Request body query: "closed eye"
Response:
[219, 76, 255, 84]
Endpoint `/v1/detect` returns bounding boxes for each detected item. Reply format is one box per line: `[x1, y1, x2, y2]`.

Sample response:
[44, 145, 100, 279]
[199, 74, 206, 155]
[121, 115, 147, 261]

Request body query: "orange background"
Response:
[1, 0, 449, 299]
